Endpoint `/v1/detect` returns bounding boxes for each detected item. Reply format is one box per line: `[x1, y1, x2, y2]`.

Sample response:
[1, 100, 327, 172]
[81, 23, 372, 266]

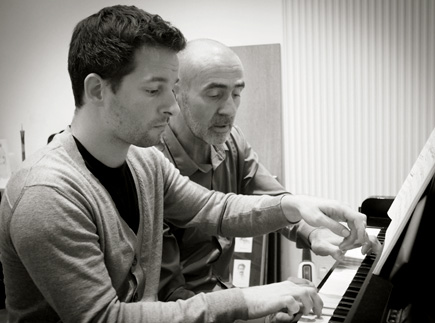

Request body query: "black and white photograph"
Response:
[1, 0, 434, 322]
[232, 259, 252, 288]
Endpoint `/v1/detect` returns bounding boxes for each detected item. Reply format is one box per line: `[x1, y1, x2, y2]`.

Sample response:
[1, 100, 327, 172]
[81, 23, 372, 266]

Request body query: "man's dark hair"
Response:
[68, 5, 186, 107]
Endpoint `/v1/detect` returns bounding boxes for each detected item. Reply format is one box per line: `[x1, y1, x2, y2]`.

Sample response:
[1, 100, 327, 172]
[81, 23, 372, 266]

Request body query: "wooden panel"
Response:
[231, 44, 283, 183]
[230, 44, 283, 285]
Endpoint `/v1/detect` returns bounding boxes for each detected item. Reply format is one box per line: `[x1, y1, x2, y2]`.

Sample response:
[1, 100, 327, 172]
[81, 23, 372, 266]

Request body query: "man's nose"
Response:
[163, 91, 180, 117]
[219, 96, 237, 116]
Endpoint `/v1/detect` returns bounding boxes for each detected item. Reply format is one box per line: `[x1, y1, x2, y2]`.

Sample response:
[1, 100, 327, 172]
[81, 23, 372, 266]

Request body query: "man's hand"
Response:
[241, 280, 322, 320]
[308, 227, 345, 260]
[309, 227, 382, 260]
[265, 312, 302, 323]
[264, 277, 318, 323]
[281, 195, 371, 250]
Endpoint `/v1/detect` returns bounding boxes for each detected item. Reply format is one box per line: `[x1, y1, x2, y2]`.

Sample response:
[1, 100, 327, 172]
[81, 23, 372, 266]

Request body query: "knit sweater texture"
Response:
[0, 129, 289, 323]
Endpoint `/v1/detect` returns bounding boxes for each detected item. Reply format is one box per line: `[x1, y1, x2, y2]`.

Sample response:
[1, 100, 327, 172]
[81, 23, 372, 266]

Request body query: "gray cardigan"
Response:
[0, 128, 289, 322]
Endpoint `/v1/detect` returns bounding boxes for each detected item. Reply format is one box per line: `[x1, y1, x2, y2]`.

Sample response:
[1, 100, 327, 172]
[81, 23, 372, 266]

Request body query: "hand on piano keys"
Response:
[242, 277, 323, 321]
[298, 227, 383, 323]
[281, 195, 381, 254]
[309, 227, 382, 261]
[263, 277, 324, 322]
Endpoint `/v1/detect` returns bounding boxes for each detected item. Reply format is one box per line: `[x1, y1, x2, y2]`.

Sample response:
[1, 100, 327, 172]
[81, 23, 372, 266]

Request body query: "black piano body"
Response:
[325, 174, 435, 323]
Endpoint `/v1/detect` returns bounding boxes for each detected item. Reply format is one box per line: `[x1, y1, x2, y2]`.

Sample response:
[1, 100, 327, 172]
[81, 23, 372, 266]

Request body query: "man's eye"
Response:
[207, 91, 221, 99]
[146, 89, 159, 95]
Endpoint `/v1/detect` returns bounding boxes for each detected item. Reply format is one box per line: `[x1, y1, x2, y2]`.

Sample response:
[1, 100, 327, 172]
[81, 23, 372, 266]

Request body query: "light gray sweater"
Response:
[0, 129, 289, 322]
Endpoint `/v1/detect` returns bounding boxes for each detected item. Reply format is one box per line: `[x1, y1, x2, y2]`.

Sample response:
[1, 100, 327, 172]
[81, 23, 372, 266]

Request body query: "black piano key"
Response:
[332, 312, 351, 320]
[339, 301, 354, 307]
[339, 296, 355, 303]
[352, 276, 365, 283]
[329, 318, 346, 323]
[342, 290, 358, 299]
[333, 308, 349, 317]
[349, 282, 362, 289]
[347, 286, 360, 293]
[336, 304, 352, 310]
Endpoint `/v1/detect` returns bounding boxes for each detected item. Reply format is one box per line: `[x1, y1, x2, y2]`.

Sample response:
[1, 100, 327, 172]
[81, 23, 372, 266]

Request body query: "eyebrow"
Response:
[144, 76, 180, 82]
[143, 77, 179, 84]
[145, 76, 167, 83]
[203, 81, 245, 90]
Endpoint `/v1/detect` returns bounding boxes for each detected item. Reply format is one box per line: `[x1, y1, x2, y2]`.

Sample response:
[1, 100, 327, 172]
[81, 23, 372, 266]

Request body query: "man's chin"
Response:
[207, 132, 230, 146]
[133, 133, 162, 148]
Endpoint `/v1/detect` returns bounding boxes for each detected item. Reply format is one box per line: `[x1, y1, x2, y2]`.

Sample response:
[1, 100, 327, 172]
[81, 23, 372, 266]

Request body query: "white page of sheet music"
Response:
[373, 127, 435, 275]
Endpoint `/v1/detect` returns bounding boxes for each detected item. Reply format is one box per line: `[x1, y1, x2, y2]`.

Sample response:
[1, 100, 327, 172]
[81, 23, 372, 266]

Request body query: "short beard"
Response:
[181, 93, 231, 146]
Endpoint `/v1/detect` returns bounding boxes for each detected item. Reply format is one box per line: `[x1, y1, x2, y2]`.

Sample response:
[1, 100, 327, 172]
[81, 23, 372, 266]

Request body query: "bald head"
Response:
[171, 38, 245, 146]
[177, 39, 244, 88]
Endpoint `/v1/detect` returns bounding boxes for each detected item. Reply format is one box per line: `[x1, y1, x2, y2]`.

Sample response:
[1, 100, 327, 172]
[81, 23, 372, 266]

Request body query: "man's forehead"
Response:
[186, 56, 244, 87]
[135, 46, 179, 79]
[142, 75, 179, 84]
[202, 80, 245, 91]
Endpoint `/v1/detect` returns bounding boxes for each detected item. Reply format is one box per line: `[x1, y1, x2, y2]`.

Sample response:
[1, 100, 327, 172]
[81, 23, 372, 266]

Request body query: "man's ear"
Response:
[84, 73, 104, 103]
[173, 82, 180, 97]
[173, 82, 183, 105]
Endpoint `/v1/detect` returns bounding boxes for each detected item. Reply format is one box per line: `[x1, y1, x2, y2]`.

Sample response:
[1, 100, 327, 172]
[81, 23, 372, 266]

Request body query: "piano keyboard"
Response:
[301, 227, 385, 322]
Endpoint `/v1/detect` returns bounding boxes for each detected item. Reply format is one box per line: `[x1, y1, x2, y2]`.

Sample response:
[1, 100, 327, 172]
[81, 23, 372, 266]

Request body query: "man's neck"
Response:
[71, 111, 129, 168]
[169, 115, 211, 165]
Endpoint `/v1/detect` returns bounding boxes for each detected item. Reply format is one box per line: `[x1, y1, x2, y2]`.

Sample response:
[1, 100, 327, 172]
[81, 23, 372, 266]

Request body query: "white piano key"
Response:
[298, 314, 332, 322]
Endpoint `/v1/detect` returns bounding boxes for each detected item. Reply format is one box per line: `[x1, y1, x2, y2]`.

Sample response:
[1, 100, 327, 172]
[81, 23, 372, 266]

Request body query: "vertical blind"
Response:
[282, 0, 435, 210]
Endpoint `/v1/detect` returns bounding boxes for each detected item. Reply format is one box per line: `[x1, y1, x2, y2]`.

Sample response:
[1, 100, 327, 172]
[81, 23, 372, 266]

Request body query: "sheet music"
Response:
[373, 127, 435, 275]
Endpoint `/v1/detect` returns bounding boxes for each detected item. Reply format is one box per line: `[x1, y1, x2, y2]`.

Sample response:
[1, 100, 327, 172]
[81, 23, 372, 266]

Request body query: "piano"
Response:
[309, 174, 435, 323]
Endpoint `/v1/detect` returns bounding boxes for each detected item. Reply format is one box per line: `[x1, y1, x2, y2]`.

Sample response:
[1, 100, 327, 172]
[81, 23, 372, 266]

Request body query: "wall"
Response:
[280, 0, 435, 283]
[0, 0, 283, 168]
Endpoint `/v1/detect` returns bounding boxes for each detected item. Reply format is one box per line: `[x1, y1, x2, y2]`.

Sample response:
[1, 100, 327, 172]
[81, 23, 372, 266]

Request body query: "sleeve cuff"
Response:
[278, 220, 315, 249]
